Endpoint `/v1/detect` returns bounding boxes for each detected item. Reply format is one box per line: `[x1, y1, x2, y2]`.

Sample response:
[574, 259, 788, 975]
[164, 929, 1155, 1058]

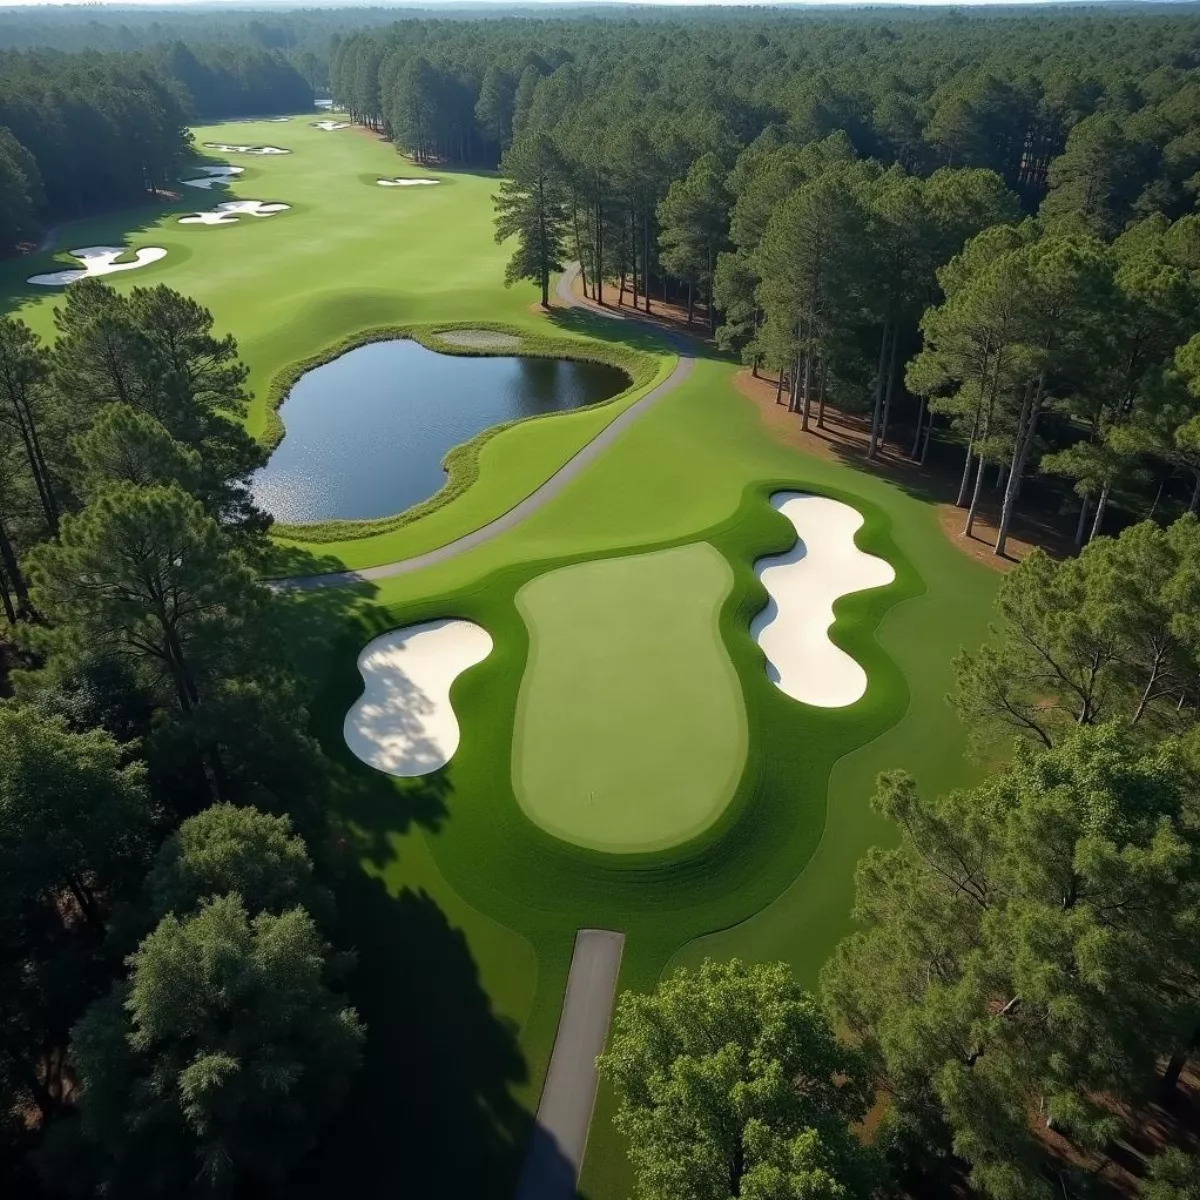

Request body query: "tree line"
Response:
[603, 515, 1200, 1200]
[0, 41, 314, 256]
[0, 283, 363, 1197]
[478, 9, 1200, 550]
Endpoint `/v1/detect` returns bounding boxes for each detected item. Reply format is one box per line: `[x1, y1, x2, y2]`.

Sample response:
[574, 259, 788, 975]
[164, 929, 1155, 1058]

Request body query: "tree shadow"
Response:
[293, 881, 560, 1200]
[540, 303, 725, 365]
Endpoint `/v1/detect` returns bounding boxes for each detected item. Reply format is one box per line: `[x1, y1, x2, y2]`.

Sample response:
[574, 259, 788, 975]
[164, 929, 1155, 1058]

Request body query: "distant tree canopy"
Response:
[0, 41, 311, 252]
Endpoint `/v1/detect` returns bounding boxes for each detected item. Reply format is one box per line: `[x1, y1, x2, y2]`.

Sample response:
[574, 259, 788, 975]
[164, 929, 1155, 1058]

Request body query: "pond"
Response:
[252, 339, 628, 524]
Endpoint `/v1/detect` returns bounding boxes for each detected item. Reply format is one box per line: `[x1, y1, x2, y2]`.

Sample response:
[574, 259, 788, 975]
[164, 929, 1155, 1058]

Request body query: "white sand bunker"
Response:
[181, 165, 244, 189]
[28, 245, 167, 287]
[378, 177, 440, 187]
[438, 329, 521, 350]
[179, 200, 290, 225]
[203, 143, 291, 155]
[344, 619, 493, 777]
[313, 120, 350, 131]
[751, 492, 895, 708]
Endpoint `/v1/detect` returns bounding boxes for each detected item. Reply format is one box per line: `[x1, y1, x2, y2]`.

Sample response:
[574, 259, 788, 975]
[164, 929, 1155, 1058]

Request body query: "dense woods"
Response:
[0, 43, 312, 255]
[0, 281, 362, 1196]
[2, 5, 1200, 1199]
[321, 6, 1200, 542]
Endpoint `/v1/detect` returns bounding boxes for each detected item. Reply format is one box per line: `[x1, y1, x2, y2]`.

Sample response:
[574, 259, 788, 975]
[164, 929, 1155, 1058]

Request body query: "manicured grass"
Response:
[2, 118, 673, 570]
[2, 115, 1002, 1200]
[280, 355, 998, 1199]
[513, 542, 746, 853]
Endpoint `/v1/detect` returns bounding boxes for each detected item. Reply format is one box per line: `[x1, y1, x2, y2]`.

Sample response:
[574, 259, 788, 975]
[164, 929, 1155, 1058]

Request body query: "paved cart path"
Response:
[274, 265, 693, 590]
[515, 929, 626, 1200]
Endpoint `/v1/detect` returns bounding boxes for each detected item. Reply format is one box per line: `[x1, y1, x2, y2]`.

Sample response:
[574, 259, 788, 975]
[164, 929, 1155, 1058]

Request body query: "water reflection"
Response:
[252, 340, 627, 524]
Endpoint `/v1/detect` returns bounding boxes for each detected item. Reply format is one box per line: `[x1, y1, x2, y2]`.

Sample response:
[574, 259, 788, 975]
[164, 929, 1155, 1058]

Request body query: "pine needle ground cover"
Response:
[0, 116, 1001, 1199]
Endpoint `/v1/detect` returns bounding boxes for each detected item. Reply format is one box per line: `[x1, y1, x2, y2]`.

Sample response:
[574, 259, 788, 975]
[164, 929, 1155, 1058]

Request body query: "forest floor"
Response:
[734, 369, 1080, 571]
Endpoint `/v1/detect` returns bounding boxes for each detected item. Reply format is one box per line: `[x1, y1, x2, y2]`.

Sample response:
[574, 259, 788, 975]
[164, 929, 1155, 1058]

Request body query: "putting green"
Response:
[3, 112, 1006, 1200]
[513, 543, 746, 853]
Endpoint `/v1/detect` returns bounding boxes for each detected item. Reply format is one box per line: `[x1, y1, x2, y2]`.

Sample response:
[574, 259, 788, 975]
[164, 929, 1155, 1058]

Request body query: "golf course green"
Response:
[513, 542, 745, 852]
[0, 112, 1004, 1200]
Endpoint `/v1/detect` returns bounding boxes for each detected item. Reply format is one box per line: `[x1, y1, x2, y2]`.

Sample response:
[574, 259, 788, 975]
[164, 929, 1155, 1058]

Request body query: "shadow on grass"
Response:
[293, 878, 556, 1200]
[541, 302, 727, 365]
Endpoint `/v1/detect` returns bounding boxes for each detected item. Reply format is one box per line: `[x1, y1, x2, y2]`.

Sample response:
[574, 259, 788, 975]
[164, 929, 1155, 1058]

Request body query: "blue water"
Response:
[252, 339, 626, 523]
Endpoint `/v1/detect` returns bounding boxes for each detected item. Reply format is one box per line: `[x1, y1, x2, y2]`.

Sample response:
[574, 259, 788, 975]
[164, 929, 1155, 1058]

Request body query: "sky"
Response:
[0, 0, 1151, 7]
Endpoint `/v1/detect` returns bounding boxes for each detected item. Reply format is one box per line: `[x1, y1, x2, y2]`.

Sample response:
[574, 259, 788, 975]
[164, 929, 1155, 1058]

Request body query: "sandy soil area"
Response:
[28, 245, 166, 287]
[437, 329, 521, 350]
[179, 199, 289, 225]
[343, 619, 492, 778]
[181, 165, 245, 189]
[751, 491, 895, 708]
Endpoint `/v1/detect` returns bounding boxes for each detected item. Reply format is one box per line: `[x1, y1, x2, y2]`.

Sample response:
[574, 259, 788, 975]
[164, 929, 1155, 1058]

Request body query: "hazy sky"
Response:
[0, 0, 1119, 6]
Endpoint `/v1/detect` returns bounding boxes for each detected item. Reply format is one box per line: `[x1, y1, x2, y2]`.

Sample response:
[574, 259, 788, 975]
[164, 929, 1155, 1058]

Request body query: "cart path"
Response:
[515, 929, 626, 1200]
[273, 265, 693, 590]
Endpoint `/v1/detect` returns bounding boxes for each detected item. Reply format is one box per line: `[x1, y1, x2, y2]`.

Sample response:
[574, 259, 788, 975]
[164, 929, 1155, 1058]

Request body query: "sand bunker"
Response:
[28, 245, 167, 287]
[378, 177, 440, 187]
[202, 143, 291, 155]
[438, 329, 521, 350]
[751, 492, 895, 707]
[181, 165, 245, 190]
[344, 619, 493, 777]
[313, 120, 350, 131]
[179, 199, 290, 225]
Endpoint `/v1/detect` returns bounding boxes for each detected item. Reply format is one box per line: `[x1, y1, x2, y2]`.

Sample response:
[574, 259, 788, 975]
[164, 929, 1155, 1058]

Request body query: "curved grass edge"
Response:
[509, 542, 749, 855]
[310, 476, 922, 939]
[261, 321, 665, 546]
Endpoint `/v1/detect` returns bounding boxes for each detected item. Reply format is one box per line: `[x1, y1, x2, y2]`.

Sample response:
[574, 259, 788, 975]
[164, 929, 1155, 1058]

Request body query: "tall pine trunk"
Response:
[0, 514, 30, 619]
[995, 376, 1043, 558]
[868, 323, 890, 460]
[800, 352, 814, 433]
[1074, 497, 1091, 547]
[964, 449, 987, 539]
[880, 332, 900, 443]
[1089, 479, 1111, 542]
[911, 395, 927, 459]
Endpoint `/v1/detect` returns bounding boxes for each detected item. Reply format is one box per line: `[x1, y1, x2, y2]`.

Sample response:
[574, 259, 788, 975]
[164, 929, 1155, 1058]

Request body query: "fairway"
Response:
[513, 543, 746, 853]
[0, 109, 1003, 1200]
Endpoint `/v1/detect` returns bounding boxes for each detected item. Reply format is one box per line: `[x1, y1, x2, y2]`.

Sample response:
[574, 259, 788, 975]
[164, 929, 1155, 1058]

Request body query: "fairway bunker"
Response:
[180, 165, 244, 189]
[28, 245, 167, 287]
[751, 492, 895, 707]
[203, 143, 290, 155]
[313, 120, 350, 131]
[377, 177, 440, 186]
[179, 199, 290, 225]
[344, 619, 493, 777]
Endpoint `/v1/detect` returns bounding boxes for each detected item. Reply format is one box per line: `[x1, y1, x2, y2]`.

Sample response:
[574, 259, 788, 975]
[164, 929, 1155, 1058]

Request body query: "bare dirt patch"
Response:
[734, 369, 1071, 573]
[437, 329, 521, 351]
